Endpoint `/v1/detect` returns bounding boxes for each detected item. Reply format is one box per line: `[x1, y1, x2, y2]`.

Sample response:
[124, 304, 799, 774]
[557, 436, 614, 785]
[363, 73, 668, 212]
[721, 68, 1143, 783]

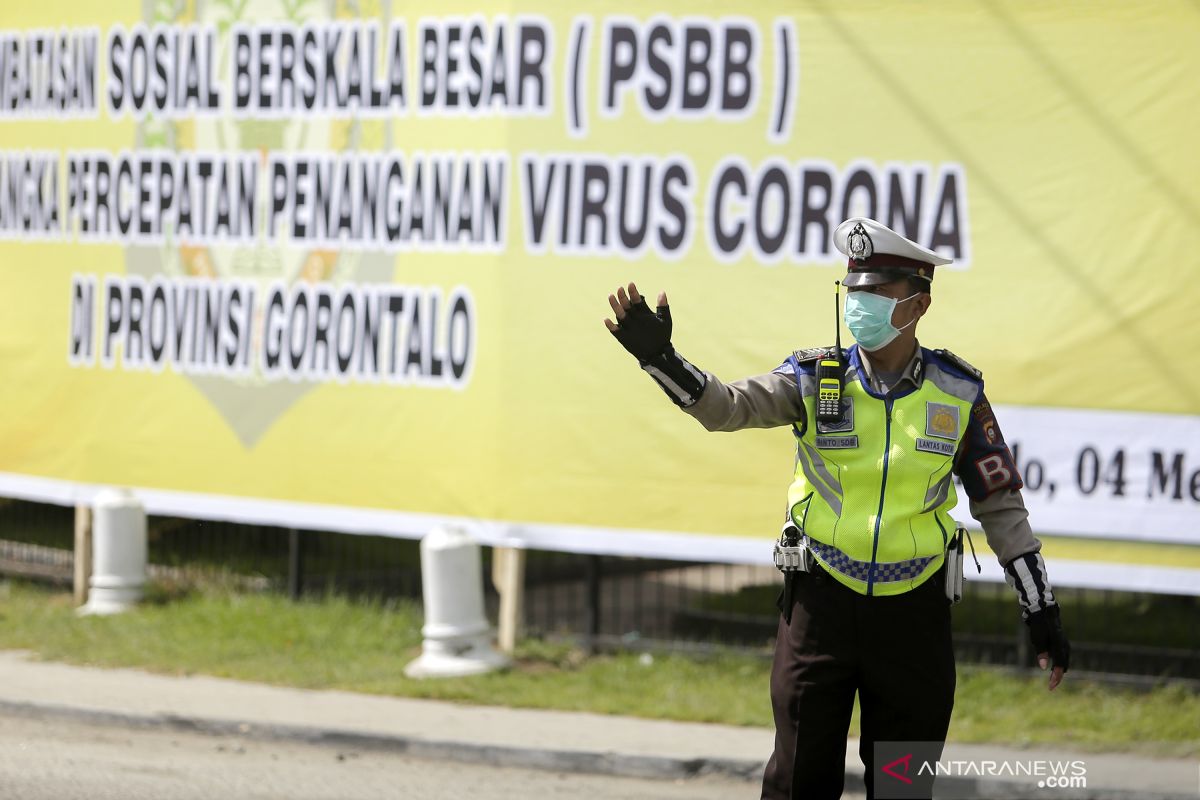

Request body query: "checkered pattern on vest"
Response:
[808, 540, 936, 584]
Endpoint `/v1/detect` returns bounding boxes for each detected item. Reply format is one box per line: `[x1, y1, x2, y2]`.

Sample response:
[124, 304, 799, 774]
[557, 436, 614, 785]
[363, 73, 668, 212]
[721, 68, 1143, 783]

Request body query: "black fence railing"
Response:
[518, 550, 1200, 682]
[1, 499, 1197, 682]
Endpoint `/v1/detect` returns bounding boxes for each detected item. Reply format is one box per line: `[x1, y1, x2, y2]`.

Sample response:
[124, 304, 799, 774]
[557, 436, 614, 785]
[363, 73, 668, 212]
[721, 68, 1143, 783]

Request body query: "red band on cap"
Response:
[847, 253, 934, 273]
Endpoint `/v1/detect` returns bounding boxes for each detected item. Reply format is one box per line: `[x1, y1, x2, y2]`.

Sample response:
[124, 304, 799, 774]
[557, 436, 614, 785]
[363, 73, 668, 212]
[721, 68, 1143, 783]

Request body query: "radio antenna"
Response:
[834, 280, 843, 356]
[815, 282, 847, 423]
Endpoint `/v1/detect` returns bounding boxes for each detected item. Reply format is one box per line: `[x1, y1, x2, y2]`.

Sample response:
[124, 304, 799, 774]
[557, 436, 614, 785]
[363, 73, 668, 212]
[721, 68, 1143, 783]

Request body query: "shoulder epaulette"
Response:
[934, 348, 982, 380]
[792, 346, 837, 364]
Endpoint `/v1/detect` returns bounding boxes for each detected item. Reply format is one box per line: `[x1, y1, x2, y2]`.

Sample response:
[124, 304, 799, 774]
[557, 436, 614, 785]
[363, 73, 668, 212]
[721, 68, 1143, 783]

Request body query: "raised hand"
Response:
[605, 282, 672, 362]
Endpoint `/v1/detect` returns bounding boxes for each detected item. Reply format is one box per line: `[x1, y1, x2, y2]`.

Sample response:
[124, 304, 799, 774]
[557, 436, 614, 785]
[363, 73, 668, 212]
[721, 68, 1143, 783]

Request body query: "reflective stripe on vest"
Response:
[787, 347, 981, 597]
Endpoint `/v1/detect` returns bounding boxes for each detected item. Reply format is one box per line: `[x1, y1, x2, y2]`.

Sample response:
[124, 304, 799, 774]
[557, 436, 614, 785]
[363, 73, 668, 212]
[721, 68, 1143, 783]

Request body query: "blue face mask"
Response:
[843, 290, 920, 351]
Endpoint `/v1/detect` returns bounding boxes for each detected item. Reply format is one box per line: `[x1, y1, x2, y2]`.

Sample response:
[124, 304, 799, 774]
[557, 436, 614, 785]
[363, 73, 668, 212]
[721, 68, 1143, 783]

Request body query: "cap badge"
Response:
[847, 223, 874, 263]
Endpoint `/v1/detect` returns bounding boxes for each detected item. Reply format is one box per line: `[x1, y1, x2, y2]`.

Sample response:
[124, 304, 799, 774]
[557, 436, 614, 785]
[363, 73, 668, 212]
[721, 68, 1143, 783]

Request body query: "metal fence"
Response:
[1, 498, 1197, 682]
[519, 549, 1200, 682]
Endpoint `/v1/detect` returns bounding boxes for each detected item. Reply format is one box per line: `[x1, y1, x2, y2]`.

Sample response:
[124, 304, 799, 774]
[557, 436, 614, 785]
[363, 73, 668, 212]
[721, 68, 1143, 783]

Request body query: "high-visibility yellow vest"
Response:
[787, 346, 981, 596]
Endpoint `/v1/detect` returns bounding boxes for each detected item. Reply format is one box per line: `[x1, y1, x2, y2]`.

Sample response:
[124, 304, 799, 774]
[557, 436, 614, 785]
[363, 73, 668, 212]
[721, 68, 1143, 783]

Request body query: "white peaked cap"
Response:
[833, 217, 952, 287]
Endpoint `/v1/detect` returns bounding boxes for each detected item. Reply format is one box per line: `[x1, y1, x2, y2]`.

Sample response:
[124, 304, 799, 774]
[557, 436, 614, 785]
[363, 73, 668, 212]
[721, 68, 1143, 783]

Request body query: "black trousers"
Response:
[761, 564, 956, 800]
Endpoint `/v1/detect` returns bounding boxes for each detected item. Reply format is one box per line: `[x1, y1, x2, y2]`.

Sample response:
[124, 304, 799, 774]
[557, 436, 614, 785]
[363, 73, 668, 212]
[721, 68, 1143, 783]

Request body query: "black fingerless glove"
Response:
[610, 299, 706, 407]
[610, 298, 673, 362]
[1004, 550, 1070, 672]
[1026, 603, 1071, 673]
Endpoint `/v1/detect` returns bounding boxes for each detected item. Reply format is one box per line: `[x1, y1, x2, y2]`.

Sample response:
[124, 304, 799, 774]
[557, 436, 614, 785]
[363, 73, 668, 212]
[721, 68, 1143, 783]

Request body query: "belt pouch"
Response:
[944, 528, 964, 604]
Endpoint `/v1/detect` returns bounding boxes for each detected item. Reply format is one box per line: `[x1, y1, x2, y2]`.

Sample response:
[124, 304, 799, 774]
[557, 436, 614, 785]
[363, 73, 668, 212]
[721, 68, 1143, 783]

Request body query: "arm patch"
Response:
[955, 393, 1024, 500]
[934, 348, 982, 380]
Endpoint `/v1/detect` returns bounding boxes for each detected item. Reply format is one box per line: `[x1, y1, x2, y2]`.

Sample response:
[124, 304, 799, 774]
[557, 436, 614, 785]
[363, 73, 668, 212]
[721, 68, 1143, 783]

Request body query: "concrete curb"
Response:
[1, 698, 1193, 800]
[0, 699, 765, 783]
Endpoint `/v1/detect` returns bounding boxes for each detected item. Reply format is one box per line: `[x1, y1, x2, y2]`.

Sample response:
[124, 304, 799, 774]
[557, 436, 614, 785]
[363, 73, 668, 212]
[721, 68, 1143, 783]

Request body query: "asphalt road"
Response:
[0, 711, 818, 800]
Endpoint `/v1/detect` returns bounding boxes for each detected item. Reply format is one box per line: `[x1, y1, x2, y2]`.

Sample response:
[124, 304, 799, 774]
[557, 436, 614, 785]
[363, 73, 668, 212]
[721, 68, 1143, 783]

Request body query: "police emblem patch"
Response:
[925, 403, 960, 440]
[847, 223, 874, 262]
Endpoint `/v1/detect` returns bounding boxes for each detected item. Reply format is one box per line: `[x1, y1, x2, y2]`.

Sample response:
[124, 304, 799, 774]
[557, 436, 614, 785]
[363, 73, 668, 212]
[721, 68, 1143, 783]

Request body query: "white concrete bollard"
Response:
[405, 526, 508, 678]
[78, 488, 147, 616]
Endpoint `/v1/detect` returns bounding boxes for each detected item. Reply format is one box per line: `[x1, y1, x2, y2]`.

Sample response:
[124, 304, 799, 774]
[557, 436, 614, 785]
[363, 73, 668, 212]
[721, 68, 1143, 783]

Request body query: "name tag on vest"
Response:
[916, 437, 956, 456]
[816, 435, 858, 449]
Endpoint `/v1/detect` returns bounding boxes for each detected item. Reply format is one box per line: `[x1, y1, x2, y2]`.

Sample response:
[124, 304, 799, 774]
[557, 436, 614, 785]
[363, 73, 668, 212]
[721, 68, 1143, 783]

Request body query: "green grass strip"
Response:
[0, 580, 1196, 756]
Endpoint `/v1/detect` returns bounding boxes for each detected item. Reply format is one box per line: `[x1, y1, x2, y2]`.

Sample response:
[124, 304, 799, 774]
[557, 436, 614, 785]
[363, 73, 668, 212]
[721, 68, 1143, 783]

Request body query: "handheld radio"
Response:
[815, 282, 845, 423]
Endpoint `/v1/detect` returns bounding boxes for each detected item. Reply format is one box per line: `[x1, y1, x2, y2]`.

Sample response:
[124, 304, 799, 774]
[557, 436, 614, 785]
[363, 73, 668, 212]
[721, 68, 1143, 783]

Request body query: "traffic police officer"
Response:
[604, 217, 1071, 800]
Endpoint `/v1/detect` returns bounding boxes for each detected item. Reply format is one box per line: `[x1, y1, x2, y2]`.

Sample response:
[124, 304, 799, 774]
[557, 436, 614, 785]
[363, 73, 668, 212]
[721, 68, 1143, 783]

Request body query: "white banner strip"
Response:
[954, 404, 1200, 543]
[3, 471, 1199, 596]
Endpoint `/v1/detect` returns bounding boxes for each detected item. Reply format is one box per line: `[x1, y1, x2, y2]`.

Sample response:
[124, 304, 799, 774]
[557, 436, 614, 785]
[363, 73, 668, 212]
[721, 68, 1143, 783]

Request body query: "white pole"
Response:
[405, 526, 508, 679]
[78, 489, 146, 616]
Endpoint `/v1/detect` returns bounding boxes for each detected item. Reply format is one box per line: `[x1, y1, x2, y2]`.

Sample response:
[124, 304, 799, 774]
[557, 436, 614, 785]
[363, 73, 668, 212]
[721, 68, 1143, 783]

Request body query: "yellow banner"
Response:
[1, 1, 1197, 555]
